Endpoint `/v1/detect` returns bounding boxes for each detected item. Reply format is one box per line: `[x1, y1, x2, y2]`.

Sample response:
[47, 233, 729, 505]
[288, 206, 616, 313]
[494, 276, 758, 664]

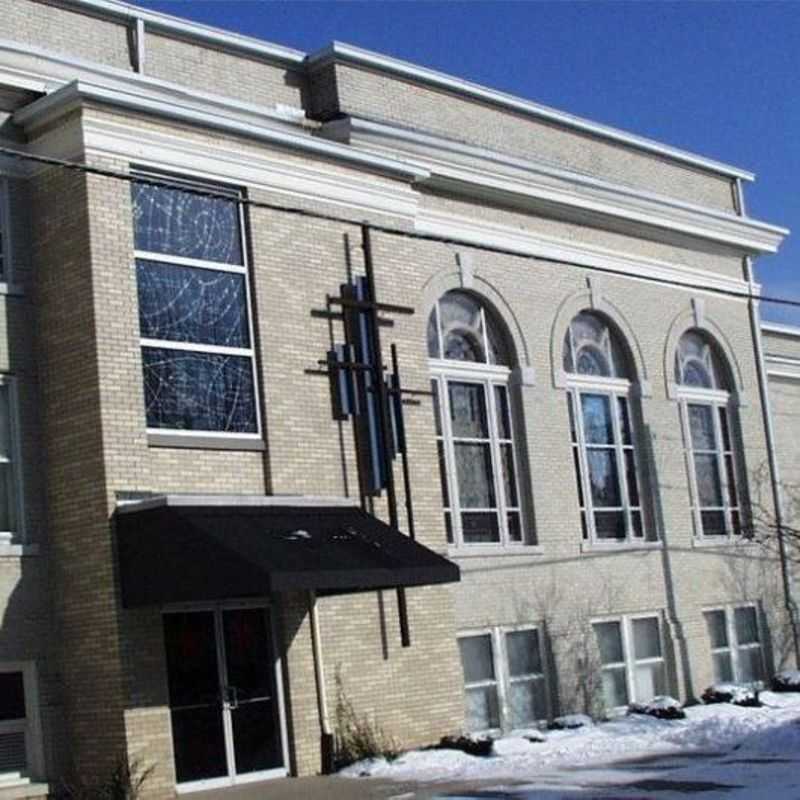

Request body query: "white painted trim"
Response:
[766, 368, 800, 382]
[0, 661, 45, 783]
[338, 116, 786, 252]
[116, 494, 359, 513]
[416, 208, 757, 297]
[309, 42, 755, 181]
[762, 322, 800, 339]
[80, 115, 420, 222]
[140, 339, 253, 358]
[11, 78, 430, 183]
[62, 0, 306, 65]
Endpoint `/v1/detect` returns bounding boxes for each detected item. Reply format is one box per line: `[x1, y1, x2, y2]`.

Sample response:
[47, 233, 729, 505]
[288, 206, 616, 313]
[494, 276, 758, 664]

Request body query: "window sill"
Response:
[147, 432, 266, 452]
[447, 544, 544, 559]
[580, 540, 662, 554]
[0, 542, 39, 558]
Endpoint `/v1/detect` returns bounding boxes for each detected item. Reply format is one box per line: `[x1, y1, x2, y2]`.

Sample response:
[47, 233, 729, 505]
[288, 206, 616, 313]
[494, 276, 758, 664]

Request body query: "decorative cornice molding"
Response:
[762, 322, 800, 339]
[415, 207, 759, 298]
[309, 42, 755, 182]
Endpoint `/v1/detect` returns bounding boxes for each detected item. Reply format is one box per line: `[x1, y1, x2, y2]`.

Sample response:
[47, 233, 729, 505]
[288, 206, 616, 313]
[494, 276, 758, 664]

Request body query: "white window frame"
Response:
[678, 386, 742, 541]
[592, 612, 667, 711]
[703, 603, 765, 686]
[132, 173, 262, 442]
[431, 360, 526, 549]
[0, 661, 45, 786]
[457, 624, 550, 734]
[0, 376, 25, 549]
[566, 374, 648, 547]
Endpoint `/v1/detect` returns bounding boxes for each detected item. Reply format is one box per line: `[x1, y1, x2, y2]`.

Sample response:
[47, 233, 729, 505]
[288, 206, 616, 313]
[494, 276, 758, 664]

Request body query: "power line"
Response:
[1, 144, 797, 310]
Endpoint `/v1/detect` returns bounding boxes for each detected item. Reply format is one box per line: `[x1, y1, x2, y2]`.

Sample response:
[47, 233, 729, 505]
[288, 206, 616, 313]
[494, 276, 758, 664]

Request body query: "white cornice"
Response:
[416, 207, 757, 298]
[333, 117, 787, 255]
[12, 79, 430, 183]
[60, 0, 306, 66]
[308, 42, 755, 182]
[762, 322, 800, 339]
[80, 114, 420, 221]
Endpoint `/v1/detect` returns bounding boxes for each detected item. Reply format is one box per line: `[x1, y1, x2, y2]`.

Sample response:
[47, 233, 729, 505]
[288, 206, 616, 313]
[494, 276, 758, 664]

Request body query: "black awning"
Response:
[115, 501, 460, 607]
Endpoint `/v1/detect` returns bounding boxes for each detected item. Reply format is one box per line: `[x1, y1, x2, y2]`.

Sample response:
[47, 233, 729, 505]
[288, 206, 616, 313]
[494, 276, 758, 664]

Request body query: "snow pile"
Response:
[340, 693, 800, 783]
[628, 695, 685, 720]
[702, 683, 760, 706]
[772, 669, 800, 692]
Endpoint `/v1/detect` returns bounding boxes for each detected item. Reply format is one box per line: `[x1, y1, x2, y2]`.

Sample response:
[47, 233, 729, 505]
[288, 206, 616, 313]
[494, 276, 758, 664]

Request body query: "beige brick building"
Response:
[0, 1, 797, 797]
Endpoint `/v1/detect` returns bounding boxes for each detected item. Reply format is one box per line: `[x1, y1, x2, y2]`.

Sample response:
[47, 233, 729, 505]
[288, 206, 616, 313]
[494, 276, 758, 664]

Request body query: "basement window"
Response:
[0, 664, 42, 785]
[704, 604, 765, 685]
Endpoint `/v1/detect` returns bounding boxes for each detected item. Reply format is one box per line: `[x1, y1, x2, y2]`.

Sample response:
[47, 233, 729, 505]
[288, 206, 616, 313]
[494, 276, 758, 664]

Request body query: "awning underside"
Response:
[116, 502, 460, 607]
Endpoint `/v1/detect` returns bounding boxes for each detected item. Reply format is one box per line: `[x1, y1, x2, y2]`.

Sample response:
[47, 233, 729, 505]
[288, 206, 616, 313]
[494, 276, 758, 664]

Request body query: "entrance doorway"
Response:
[163, 604, 287, 791]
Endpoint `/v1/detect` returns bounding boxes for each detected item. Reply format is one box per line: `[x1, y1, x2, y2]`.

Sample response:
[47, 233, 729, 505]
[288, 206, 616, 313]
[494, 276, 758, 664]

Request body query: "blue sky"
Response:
[137, 0, 800, 324]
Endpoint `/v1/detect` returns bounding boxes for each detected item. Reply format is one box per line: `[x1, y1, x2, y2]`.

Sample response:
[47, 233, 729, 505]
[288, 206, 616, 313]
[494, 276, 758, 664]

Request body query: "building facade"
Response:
[0, 1, 797, 797]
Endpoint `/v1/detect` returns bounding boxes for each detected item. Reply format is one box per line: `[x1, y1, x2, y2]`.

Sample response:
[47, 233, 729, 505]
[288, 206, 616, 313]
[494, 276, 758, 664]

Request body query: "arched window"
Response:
[564, 312, 650, 544]
[675, 330, 742, 539]
[428, 291, 527, 547]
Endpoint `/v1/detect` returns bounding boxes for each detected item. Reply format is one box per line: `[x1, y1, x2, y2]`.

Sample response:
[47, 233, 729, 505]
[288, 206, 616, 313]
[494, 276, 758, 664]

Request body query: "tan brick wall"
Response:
[309, 61, 738, 212]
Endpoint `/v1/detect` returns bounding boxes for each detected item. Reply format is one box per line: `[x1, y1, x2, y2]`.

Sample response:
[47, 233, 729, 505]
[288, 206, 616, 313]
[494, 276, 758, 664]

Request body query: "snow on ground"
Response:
[340, 692, 800, 789]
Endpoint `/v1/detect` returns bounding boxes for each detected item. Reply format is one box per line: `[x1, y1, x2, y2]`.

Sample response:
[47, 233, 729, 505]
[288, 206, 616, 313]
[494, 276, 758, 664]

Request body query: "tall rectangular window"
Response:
[131, 176, 260, 438]
[593, 614, 666, 709]
[0, 664, 42, 785]
[704, 604, 764, 685]
[0, 177, 10, 282]
[0, 380, 20, 544]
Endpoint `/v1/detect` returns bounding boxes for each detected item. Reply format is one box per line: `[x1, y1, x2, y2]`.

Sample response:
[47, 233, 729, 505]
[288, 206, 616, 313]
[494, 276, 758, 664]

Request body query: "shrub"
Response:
[431, 734, 493, 757]
[772, 670, 800, 693]
[53, 757, 154, 800]
[334, 675, 399, 769]
[628, 696, 686, 720]
[701, 683, 760, 707]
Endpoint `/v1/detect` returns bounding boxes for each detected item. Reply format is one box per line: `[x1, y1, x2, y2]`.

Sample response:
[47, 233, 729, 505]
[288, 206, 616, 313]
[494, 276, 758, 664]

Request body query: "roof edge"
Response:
[308, 41, 756, 183]
[116, 494, 360, 514]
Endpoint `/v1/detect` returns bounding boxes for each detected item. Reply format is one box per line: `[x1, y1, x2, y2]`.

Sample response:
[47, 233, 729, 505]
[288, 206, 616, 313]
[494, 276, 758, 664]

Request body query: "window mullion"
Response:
[726, 608, 740, 682]
[493, 629, 509, 731]
[572, 390, 597, 543]
[622, 618, 636, 704]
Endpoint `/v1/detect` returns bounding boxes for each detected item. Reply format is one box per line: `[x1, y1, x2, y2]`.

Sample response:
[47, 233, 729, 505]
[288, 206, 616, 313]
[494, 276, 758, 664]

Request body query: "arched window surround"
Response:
[427, 289, 533, 549]
[672, 326, 746, 541]
[559, 308, 655, 547]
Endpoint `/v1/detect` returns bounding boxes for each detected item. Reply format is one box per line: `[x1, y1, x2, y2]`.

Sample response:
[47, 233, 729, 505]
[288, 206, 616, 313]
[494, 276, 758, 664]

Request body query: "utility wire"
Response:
[2, 144, 797, 310]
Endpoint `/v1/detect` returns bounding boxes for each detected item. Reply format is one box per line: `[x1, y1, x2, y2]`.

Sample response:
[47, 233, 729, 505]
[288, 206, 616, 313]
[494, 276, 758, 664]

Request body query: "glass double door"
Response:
[163, 606, 285, 789]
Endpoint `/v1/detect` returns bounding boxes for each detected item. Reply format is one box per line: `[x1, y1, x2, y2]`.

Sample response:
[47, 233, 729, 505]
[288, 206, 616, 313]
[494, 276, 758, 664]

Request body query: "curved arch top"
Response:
[664, 308, 747, 405]
[421, 263, 533, 379]
[550, 289, 652, 395]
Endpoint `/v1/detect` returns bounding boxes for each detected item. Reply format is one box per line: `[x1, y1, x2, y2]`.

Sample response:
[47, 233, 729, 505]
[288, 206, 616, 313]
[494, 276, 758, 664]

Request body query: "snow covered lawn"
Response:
[341, 692, 800, 798]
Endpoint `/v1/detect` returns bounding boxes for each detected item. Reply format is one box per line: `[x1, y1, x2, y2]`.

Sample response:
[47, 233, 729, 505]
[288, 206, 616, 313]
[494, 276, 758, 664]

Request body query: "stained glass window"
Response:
[675, 331, 741, 538]
[132, 177, 259, 435]
[564, 312, 628, 379]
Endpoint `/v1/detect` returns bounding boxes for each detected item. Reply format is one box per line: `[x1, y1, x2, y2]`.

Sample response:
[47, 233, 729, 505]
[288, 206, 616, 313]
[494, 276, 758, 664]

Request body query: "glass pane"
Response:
[601, 667, 629, 708]
[142, 347, 258, 433]
[581, 394, 614, 445]
[454, 443, 495, 508]
[567, 394, 577, 443]
[465, 686, 500, 731]
[594, 621, 624, 665]
[501, 444, 518, 507]
[586, 450, 621, 507]
[136, 260, 250, 348]
[507, 511, 522, 542]
[572, 448, 584, 506]
[0, 385, 10, 460]
[427, 308, 440, 359]
[631, 510, 644, 538]
[595, 511, 625, 539]
[632, 617, 662, 660]
[132, 182, 243, 264]
[0, 463, 16, 532]
[509, 679, 547, 728]
[171, 706, 227, 783]
[734, 607, 760, 645]
[625, 450, 640, 507]
[569, 313, 617, 378]
[461, 511, 500, 544]
[230, 699, 282, 774]
[163, 612, 220, 709]
[701, 510, 727, 536]
[0, 672, 25, 721]
[431, 381, 442, 436]
[437, 441, 449, 507]
[563, 329, 575, 374]
[439, 292, 486, 363]
[677, 332, 715, 388]
[713, 652, 734, 683]
[617, 397, 632, 445]
[634, 662, 665, 703]
[459, 635, 495, 683]
[494, 385, 511, 439]
[737, 647, 764, 684]
[725, 456, 739, 507]
[705, 610, 729, 649]
[444, 512, 453, 544]
[689, 405, 716, 450]
[507, 630, 542, 677]
[694, 453, 723, 507]
[448, 383, 489, 439]
[719, 407, 732, 450]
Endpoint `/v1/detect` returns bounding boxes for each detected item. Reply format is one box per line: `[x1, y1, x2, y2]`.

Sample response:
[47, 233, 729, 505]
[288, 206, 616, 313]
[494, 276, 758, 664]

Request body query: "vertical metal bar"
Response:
[362, 225, 411, 648]
[391, 343, 416, 541]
